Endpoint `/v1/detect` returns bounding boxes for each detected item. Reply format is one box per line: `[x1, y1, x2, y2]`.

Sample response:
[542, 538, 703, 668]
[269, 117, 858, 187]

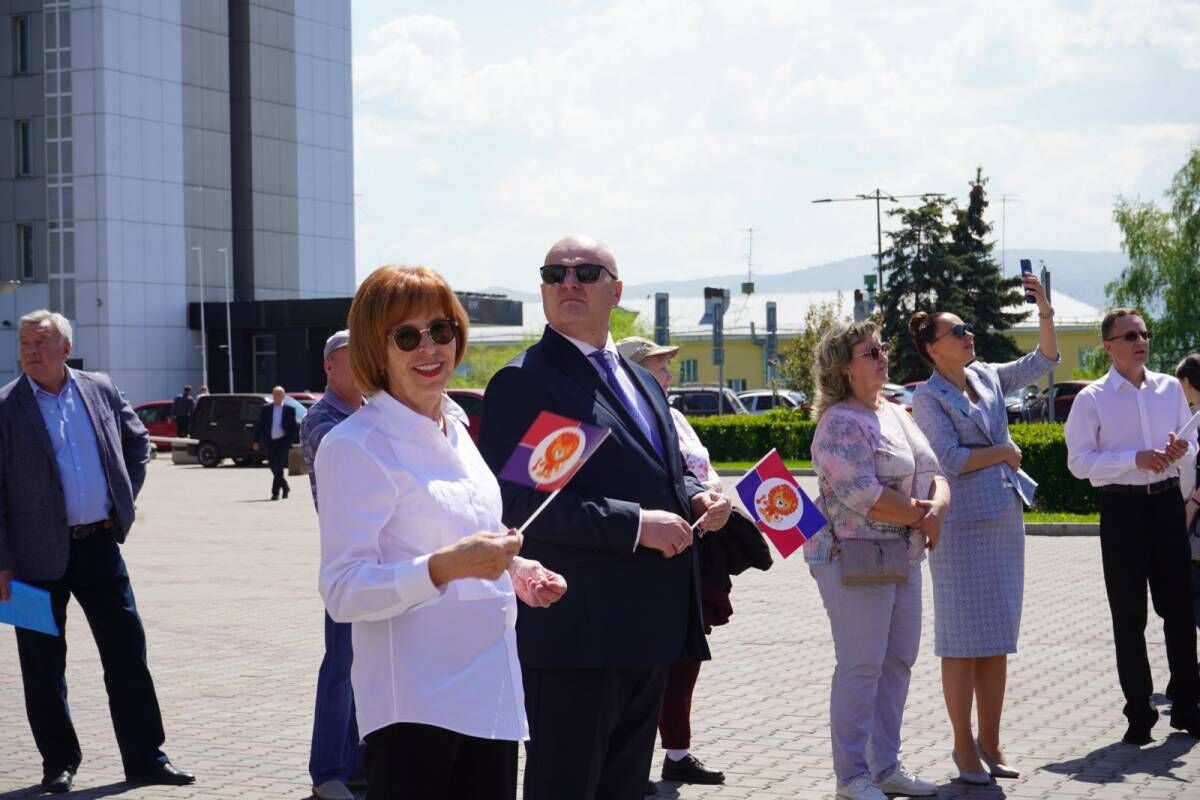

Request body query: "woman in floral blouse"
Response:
[808, 320, 950, 800]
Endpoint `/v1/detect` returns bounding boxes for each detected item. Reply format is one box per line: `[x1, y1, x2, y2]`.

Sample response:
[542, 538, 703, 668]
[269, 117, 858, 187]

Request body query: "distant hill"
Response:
[487, 250, 1130, 310]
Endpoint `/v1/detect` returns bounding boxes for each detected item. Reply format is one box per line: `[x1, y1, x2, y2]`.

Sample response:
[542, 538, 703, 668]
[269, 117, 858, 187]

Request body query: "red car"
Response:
[447, 388, 484, 443]
[135, 400, 177, 451]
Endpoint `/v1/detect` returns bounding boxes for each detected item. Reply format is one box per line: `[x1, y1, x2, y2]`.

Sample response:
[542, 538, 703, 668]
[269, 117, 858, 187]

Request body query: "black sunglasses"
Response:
[932, 322, 975, 343]
[1105, 329, 1152, 343]
[389, 318, 457, 352]
[539, 263, 616, 285]
[855, 343, 889, 361]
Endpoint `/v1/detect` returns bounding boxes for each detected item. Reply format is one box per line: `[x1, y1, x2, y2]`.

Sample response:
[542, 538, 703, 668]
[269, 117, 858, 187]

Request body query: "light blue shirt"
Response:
[29, 373, 112, 526]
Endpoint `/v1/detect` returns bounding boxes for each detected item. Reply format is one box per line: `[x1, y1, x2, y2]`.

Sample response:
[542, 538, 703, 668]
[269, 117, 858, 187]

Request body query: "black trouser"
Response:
[14, 532, 168, 779]
[522, 665, 668, 800]
[1099, 489, 1200, 726]
[363, 722, 516, 800]
[266, 438, 290, 497]
[174, 415, 190, 438]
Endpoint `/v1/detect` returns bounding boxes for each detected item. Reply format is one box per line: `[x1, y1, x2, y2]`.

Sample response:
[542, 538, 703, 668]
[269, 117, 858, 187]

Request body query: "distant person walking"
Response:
[1175, 353, 1200, 635]
[170, 385, 195, 438]
[300, 331, 365, 800]
[253, 386, 298, 500]
[1064, 308, 1200, 744]
[0, 310, 195, 793]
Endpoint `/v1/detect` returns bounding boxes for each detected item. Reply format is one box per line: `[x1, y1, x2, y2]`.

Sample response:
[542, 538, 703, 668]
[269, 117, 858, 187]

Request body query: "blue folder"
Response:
[0, 580, 59, 636]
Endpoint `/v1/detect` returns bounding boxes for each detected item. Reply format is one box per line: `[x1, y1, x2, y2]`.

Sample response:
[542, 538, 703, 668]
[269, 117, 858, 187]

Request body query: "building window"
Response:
[15, 120, 32, 176]
[16, 224, 33, 280]
[727, 378, 747, 393]
[12, 16, 30, 74]
[253, 334, 278, 393]
[679, 359, 698, 384]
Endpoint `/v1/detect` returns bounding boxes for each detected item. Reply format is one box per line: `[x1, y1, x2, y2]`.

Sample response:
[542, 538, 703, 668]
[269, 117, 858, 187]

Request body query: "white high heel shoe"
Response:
[952, 751, 992, 785]
[975, 740, 1020, 779]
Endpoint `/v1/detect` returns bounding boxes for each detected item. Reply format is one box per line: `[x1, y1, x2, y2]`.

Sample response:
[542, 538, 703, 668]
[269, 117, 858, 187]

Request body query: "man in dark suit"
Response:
[170, 385, 195, 438]
[253, 386, 298, 500]
[479, 235, 731, 800]
[0, 310, 194, 793]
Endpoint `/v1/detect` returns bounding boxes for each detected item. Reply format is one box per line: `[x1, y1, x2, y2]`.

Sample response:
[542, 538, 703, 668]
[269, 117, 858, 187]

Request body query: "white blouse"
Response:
[315, 390, 527, 742]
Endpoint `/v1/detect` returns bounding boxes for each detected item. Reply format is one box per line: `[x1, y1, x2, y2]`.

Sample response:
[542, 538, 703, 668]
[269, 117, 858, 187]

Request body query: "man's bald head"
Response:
[543, 235, 618, 277]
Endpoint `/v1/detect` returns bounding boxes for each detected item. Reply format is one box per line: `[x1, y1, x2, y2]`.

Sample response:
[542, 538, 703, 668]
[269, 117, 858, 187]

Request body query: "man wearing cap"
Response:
[300, 330, 365, 800]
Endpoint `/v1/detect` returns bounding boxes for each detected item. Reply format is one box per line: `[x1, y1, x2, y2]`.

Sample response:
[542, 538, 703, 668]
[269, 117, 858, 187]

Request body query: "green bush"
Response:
[690, 415, 1098, 514]
[1009, 423, 1098, 514]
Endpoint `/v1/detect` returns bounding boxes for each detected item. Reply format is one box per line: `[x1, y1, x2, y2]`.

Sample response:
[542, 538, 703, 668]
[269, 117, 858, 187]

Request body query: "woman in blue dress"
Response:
[909, 271, 1058, 784]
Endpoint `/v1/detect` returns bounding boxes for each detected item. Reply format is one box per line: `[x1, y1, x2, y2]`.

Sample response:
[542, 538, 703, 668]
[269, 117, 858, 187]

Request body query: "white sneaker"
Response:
[874, 763, 937, 796]
[836, 774, 888, 800]
[312, 780, 354, 800]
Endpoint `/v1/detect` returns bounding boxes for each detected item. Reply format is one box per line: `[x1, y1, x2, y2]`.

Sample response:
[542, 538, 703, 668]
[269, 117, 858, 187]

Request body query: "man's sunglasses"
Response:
[855, 343, 889, 361]
[1104, 330, 1152, 343]
[389, 318, 457, 352]
[539, 263, 616, 285]
[932, 322, 975, 343]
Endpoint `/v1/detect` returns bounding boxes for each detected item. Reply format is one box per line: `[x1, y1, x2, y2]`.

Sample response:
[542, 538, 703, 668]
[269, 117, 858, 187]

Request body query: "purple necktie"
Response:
[588, 350, 664, 459]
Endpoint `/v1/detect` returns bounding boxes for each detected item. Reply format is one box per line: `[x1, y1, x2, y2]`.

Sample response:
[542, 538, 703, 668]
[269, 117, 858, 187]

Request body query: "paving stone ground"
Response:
[1, 459, 1197, 799]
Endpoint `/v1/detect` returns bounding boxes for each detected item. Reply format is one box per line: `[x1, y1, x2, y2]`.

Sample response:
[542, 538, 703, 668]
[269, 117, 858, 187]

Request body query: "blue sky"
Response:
[348, 0, 1200, 295]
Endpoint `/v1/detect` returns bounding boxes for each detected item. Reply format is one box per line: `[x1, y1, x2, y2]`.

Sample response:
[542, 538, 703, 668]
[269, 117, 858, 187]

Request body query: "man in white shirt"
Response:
[253, 386, 298, 500]
[1064, 308, 1200, 744]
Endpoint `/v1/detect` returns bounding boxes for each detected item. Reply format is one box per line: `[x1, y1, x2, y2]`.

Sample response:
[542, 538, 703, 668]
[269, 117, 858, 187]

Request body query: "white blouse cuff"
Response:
[400, 553, 445, 609]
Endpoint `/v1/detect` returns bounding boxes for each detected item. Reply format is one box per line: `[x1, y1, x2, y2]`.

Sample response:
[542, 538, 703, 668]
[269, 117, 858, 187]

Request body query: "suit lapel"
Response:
[542, 328, 665, 467]
[15, 376, 57, 463]
[930, 369, 993, 443]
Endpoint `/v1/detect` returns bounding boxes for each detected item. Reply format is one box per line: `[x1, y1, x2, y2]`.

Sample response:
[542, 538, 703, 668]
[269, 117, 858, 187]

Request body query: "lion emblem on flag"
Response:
[529, 428, 585, 483]
[752, 477, 804, 530]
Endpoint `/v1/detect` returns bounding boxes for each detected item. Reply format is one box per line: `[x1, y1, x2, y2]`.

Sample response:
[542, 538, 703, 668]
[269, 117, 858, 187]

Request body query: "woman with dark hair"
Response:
[1174, 353, 1200, 634]
[908, 272, 1058, 784]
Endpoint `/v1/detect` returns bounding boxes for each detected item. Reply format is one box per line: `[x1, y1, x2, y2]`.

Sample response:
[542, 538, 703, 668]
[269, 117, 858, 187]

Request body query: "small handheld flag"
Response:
[734, 449, 827, 559]
[499, 411, 610, 533]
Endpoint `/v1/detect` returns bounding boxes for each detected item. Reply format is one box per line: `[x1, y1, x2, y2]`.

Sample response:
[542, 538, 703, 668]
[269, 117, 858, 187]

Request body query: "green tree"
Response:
[878, 169, 1024, 383]
[1107, 146, 1200, 371]
[778, 293, 847, 400]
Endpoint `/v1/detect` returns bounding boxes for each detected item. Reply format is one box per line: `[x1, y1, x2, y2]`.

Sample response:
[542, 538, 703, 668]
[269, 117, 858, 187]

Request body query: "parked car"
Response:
[134, 400, 177, 451]
[667, 386, 748, 416]
[1025, 380, 1090, 423]
[881, 382, 914, 413]
[188, 393, 270, 467]
[738, 389, 807, 414]
[1005, 385, 1042, 424]
[446, 388, 485, 443]
[903, 380, 925, 393]
[287, 391, 324, 409]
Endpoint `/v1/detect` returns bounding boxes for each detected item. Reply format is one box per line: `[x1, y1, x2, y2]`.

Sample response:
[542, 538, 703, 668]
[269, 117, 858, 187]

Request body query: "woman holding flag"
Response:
[908, 270, 1057, 783]
[314, 266, 567, 800]
[808, 320, 949, 800]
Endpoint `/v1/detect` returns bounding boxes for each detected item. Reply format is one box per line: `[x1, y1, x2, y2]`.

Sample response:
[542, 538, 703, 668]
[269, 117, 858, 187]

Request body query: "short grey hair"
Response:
[19, 309, 73, 344]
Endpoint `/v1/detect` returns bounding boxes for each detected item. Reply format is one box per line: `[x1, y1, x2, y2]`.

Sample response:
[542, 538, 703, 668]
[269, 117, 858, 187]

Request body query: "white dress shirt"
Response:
[314, 390, 527, 742]
[270, 404, 285, 440]
[1064, 366, 1198, 487]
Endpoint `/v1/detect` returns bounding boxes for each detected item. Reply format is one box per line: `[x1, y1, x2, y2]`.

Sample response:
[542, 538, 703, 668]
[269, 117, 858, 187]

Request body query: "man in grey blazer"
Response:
[0, 310, 194, 793]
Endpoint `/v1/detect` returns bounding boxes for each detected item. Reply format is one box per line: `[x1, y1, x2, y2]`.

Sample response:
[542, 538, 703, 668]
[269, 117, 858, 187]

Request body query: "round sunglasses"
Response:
[932, 322, 975, 343]
[539, 263, 616, 285]
[389, 318, 457, 352]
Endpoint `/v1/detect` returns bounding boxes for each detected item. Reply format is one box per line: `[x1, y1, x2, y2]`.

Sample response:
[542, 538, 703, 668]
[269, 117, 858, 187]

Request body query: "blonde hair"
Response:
[347, 266, 470, 395]
[812, 319, 879, 421]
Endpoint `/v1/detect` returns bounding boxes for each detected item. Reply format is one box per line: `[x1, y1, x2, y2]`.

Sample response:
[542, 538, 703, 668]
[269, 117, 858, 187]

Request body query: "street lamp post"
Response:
[217, 247, 234, 392]
[190, 245, 209, 388]
[812, 189, 945, 292]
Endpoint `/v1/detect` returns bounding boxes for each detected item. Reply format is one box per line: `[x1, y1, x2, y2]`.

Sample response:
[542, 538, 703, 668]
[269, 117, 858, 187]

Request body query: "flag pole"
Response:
[518, 488, 563, 535]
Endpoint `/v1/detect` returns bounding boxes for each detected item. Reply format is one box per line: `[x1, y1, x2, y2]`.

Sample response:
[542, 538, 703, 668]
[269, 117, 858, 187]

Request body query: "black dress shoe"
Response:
[1122, 724, 1154, 745]
[127, 762, 196, 785]
[1170, 715, 1200, 737]
[661, 753, 725, 785]
[645, 780, 657, 796]
[282, 486, 290, 499]
[41, 770, 73, 793]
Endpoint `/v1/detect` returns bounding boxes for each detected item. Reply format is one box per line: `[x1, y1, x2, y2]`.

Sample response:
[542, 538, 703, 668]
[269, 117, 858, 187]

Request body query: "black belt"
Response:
[69, 520, 112, 540]
[1098, 477, 1179, 495]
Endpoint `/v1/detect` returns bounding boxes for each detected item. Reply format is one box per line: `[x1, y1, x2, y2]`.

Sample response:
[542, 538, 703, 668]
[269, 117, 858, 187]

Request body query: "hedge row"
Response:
[689, 414, 1098, 514]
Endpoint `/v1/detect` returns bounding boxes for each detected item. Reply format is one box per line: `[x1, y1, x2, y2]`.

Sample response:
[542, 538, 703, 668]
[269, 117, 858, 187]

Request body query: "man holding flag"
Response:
[480, 235, 730, 800]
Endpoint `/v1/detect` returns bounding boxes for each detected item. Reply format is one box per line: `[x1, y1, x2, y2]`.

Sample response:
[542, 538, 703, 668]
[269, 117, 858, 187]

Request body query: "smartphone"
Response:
[1019, 259, 1036, 304]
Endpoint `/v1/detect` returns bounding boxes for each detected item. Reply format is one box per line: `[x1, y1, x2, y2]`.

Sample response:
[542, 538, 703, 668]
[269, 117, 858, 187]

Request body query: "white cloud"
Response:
[351, 0, 1200, 289]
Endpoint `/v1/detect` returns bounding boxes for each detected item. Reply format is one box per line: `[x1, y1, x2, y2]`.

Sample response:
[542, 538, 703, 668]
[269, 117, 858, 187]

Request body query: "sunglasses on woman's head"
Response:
[389, 318, 457, 352]
[539, 263, 616, 285]
[855, 343, 889, 361]
[932, 322, 974, 343]
[1104, 329, 1152, 343]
